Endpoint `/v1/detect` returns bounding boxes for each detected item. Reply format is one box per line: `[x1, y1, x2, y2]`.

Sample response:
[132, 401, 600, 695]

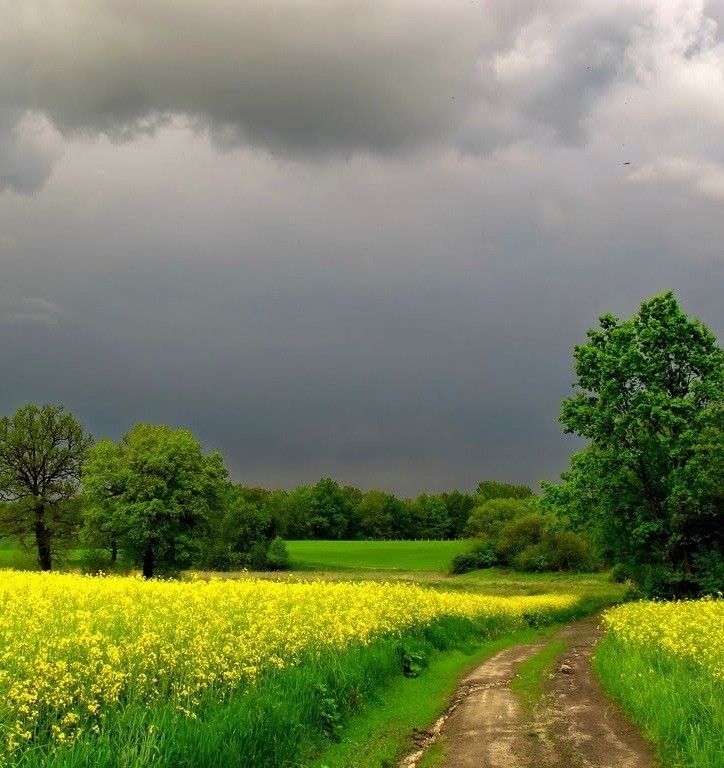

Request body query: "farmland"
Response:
[0, 569, 582, 768]
[286, 539, 471, 571]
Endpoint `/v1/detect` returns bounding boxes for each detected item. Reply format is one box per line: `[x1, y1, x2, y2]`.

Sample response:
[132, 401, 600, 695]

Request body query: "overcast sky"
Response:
[1, 0, 723, 495]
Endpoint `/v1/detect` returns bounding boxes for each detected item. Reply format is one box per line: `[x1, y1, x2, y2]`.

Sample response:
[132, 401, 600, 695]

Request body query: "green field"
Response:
[287, 540, 471, 572]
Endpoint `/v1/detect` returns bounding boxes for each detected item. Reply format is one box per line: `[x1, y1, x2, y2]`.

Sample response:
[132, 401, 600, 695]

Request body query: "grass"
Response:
[510, 638, 568, 710]
[594, 636, 724, 768]
[286, 540, 471, 572]
[305, 624, 564, 768]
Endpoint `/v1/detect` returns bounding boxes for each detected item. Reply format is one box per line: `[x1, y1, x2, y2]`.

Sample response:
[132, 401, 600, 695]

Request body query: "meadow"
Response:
[286, 539, 471, 571]
[595, 599, 724, 768]
[0, 569, 584, 768]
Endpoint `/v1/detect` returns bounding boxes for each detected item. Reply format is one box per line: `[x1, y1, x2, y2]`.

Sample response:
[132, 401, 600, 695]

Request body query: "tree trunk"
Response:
[110, 542, 118, 564]
[34, 504, 52, 571]
[142, 546, 154, 579]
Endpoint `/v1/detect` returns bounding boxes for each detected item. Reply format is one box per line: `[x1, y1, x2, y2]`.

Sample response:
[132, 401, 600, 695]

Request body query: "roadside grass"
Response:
[286, 540, 471, 572]
[306, 624, 564, 768]
[510, 638, 568, 710]
[594, 637, 724, 768]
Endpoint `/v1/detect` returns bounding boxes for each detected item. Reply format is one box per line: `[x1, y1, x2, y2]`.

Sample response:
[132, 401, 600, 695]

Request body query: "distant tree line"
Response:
[0, 403, 540, 577]
[1, 292, 720, 595]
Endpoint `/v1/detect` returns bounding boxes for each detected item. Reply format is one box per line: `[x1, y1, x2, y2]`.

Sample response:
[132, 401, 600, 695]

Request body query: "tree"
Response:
[0, 404, 92, 570]
[358, 490, 395, 539]
[552, 291, 724, 595]
[306, 478, 352, 540]
[442, 490, 476, 538]
[475, 480, 533, 503]
[422, 495, 452, 539]
[467, 497, 531, 538]
[84, 424, 227, 578]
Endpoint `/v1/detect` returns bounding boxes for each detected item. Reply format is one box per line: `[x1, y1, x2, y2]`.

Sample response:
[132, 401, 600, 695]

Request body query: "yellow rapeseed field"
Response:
[601, 598, 724, 681]
[0, 571, 577, 755]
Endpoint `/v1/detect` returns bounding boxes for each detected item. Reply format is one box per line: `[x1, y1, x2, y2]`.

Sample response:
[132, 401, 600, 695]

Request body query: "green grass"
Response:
[594, 636, 724, 768]
[286, 540, 471, 572]
[305, 624, 564, 768]
[510, 638, 568, 710]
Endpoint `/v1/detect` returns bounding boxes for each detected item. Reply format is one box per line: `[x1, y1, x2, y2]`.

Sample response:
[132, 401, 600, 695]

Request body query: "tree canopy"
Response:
[83, 424, 228, 577]
[548, 291, 724, 595]
[0, 404, 92, 570]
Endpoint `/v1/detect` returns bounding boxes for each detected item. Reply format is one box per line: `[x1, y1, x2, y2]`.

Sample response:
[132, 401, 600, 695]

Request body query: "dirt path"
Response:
[400, 616, 658, 768]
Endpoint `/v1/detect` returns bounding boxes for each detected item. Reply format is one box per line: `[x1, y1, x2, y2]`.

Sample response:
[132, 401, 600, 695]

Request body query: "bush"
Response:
[513, 543, 552, 572]
[449, 539, 499, 574]
[692, 548, 724, 595]
[246, 542, 270, 571]
[497, 514, 546, 560]
[609, 562, 636, 583]
[266, 536, 290, 571]
[466, 498, 531, 538]
[546, 531, 593, 571]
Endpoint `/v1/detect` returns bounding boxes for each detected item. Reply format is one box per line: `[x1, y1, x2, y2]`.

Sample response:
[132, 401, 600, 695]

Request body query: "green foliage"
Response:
[83, 424, 228, 578]
[441, 490, 476, 538]
[423, 496, 452, 539]
[198, 485, 277, 571]
[449, 540, 499, 574]
[453, 510, 595, 575]
[396, 638, 429, 678]
[475, 480, 533, 502]
[467, 498, 531, 538]
[357, 490, 396, 540]
[497, 514, 547, 560]
[0, 404, 92, 570]
[609, 562, 635, 583]
[550, 291, 724, 596]
[266, 536, 290, 570]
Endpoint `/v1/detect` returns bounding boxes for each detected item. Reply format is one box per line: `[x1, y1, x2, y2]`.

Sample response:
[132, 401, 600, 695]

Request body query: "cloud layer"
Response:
[0, 1, 723, 493]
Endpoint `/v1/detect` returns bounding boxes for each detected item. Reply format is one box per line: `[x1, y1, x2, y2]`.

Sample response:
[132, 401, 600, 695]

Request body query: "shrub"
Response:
[609, 562, 636, 583]
[513, 543, 552, 572]
[266, 536, 290, 571]
[546, 531, 593, 571]
[467, 498, 531, 538]
[497, 514, 546, 560]
[449, 539, 499, 574]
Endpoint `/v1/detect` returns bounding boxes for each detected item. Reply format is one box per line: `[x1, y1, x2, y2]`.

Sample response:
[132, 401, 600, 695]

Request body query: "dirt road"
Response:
[400, 616, 658, 768]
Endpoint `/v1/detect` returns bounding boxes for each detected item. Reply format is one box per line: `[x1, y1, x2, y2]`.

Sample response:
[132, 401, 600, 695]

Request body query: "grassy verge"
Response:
[307, 624, 563, 768]
[594, 637, 724, 768]
[510, 638, 568, 710]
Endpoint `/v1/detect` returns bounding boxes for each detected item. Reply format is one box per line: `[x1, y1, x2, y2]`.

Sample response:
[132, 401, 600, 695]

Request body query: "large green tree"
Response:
[551, 291, 724, 595]
[0, 404, 92, 570]
[83, 424, 227, 578]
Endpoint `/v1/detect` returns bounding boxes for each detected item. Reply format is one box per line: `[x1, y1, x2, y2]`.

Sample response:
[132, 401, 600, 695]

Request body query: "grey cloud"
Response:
[630, 156, 724, 201]
[2, 0, 720, 173]
[0, 112, 61, 193]
[1, 2, 724, 495]
[0, 294, 65, 327]
[0, 0, 488, 157]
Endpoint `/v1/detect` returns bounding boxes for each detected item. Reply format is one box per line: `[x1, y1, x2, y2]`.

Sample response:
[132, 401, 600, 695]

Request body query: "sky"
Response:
[1, 0, 723, 495]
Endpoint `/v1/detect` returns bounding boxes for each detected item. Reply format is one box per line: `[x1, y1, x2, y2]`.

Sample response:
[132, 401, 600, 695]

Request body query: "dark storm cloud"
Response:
[0, 0, 489, 160]
[2, 0, 712, 183]
[0, 1, 723, 494]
